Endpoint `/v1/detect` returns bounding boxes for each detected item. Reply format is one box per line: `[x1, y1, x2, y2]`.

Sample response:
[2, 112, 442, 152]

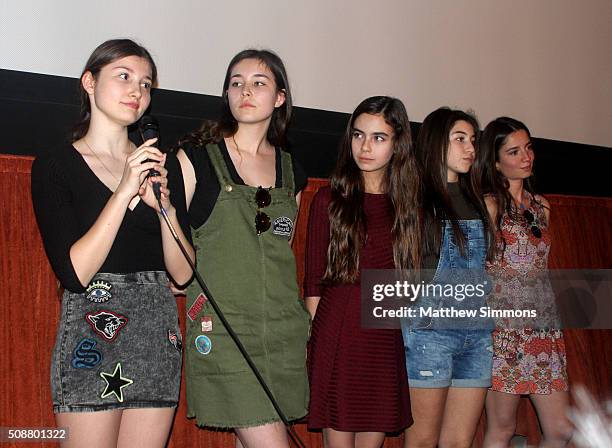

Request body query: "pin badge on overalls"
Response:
[187, 292, 208, 322]
[195, 335, 212, 355]
[201, 316, 213, 332]
[272, 216, 293, 237]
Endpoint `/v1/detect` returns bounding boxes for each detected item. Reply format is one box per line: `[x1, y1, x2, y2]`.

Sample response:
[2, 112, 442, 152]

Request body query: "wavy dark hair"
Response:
[177, 49, 292, 149]
[416, 107, 494, 260]
[475, 116, 544, 234]
[71, 39, 157, 141]
[323, 96, 421, 284]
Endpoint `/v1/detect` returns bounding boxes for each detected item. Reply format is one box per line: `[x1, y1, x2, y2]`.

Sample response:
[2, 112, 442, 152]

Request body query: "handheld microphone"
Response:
[139, 115, 162, 201]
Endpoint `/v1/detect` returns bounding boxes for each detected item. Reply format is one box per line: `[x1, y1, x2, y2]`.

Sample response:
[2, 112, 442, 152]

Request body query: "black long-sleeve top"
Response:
[31, 144, 191, 293]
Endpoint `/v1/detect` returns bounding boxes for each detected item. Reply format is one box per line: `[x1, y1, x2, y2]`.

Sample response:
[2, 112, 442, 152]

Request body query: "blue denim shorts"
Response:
[51, 272, 182, 413]
[403, 329, 492, 388]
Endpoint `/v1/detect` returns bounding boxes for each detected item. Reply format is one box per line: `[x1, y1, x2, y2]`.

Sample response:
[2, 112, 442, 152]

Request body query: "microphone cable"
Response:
[156, 199, 307, 448]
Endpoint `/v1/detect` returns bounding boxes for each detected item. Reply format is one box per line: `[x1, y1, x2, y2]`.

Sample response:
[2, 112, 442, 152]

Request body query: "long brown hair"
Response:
[475, 116, 544, 248]
[416, 107, 494, 261]
[323, 96, 421, 284]
[177, 49, 292, 148]
[71, 39, 157, 141]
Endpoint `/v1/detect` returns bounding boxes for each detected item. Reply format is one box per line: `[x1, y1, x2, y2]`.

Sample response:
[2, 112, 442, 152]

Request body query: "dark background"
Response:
[2, 68, 610, 197]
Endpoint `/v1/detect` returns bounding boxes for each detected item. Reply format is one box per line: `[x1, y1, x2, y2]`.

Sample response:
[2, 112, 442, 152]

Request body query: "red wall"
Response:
[1, 157, 609, 447]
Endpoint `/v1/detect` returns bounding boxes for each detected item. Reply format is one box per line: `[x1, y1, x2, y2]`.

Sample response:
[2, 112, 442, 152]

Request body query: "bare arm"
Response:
[176, 148, 197, 209]
[289, 191, 302, 246]
[305, 296, 321, 319]
[303, 189, 331, 321]
[535, 194, 551, 225]
[484, 195, 499, 231]
[158, 208, 194, 286]
[147, 169, 194, 286]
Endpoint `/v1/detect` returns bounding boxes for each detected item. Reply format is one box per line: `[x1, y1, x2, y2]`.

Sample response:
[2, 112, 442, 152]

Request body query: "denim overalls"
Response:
[401, 219, 493, 388]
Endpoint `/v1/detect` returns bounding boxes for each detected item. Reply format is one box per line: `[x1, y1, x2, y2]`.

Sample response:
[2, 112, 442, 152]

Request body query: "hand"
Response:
[139, 164, 174, 213]
[115, 138, 164, 200]
[168, 280, 186, 296]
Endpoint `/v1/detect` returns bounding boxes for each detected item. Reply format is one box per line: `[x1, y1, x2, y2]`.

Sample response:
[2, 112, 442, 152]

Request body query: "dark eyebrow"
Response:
[113, 66, 134, 73]
[112, 66, 152, 80]
[230, 73, 272, 80]
[451, 131, 468, 136]
[505, 140, 531, 152]
[352, 127, 390, 137]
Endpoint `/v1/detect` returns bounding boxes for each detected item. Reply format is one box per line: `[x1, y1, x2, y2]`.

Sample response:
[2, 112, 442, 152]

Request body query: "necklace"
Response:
[230, 135, 245, 170]
[231, 135, 241, 153]
[231, 135, 269, 155]
[83, 139, 125, 183]
[231, 135, 260, 159]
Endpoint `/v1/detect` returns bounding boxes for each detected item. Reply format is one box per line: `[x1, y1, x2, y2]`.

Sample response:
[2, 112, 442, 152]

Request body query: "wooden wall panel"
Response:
[545, 195, 611, 434]
[0, 155, 59, 448]
[1, 163, 609, 447]
[547, 195, 612, 270]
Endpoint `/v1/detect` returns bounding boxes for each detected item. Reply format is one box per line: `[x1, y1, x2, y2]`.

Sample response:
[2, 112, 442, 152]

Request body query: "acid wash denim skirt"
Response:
[51, 272, 182, 413]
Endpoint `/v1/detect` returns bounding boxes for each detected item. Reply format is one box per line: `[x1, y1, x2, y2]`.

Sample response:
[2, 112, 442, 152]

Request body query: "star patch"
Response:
[86, 280, 112, 303]
[86, 310, 128, 342]
[100, 362, 133, 403]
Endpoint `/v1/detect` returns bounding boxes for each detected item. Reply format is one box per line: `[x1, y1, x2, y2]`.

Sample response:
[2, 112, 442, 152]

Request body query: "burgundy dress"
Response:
[305, 187, 411, 432]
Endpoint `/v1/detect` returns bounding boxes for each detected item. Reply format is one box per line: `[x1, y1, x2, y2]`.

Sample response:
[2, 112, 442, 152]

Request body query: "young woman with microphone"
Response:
[31, 39, 193, 448]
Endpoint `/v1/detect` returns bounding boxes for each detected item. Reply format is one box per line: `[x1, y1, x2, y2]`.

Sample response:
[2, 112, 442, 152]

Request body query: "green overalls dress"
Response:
[185, 144, 310, 428]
